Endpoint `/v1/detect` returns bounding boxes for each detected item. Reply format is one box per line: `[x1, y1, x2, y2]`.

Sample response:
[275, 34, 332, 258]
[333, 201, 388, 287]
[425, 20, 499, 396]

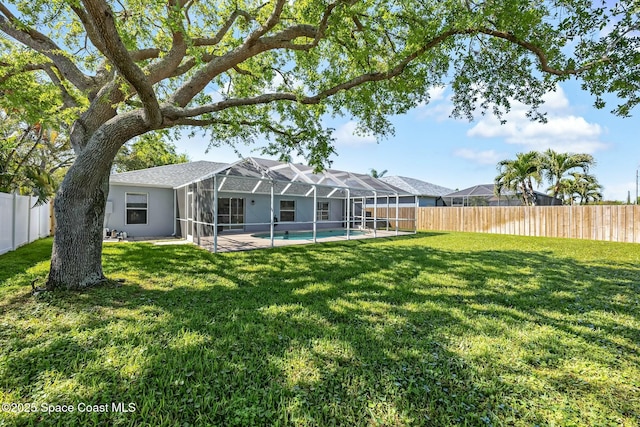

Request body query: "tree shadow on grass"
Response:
[0, 238, 52, 285]
[1, 234, 639, 425]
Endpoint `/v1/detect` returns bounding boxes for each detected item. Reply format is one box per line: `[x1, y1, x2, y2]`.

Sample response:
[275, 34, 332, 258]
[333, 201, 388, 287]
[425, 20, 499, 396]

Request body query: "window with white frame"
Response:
[126, 193, 148, 225]
[317, 201, 329, 221]
[280, 200, 295, 222]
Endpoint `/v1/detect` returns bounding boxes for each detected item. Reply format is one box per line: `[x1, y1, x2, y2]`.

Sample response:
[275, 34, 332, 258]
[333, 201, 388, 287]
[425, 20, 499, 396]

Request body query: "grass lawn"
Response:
[0, 232, 639, 426]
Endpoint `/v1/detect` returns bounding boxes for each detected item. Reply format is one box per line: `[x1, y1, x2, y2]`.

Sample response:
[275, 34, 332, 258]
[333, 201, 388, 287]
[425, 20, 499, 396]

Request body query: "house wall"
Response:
[174, 189, 347, 237]
[105, 185, 175, 237]
[221, 192, 344, 232]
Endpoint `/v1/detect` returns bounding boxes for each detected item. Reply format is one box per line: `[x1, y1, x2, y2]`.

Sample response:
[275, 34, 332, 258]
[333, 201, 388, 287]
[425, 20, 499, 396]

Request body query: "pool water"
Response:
[252, 229, 367, 240]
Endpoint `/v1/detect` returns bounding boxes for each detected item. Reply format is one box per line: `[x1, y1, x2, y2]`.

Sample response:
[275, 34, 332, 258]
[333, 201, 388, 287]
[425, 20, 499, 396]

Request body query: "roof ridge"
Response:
[111, 160, 218, 176]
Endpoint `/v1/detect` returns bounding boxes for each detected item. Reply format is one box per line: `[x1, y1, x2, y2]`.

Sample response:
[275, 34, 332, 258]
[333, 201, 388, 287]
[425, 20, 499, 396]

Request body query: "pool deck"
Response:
[109, 229, 412, 253]
[201, 229, 412, 252]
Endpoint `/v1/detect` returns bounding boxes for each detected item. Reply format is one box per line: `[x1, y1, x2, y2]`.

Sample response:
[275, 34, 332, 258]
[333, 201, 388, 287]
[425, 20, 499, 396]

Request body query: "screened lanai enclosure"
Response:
[175, 158, 417, 252]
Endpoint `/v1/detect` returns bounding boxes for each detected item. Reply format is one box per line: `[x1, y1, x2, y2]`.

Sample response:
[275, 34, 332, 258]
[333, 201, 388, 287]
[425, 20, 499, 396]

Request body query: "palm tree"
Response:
[556, 176, 578, 205]
[542, 149, 595, 198]
[370, 168, 388, 178]
[575, 174, 603, 204]
[558, 172, 603, 205]
[495, 151, 543, 206]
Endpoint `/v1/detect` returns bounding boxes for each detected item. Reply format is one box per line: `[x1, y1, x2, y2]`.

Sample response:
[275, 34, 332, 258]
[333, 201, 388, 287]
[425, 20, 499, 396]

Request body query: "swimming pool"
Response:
[252, 229, 367, 240]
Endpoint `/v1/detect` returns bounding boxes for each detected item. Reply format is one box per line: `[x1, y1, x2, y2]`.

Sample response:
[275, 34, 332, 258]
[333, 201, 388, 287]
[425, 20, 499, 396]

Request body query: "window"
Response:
[317, 201, 329, 221]
[280, 200, 295, 222]
[217, 198, 245, 230]
[126, 193, 148, 225]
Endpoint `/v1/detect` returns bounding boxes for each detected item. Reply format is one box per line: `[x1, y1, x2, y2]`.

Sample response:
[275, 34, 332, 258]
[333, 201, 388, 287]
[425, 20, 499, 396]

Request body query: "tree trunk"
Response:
[45, 112, 149, 290]
[46, 167, 111, 290]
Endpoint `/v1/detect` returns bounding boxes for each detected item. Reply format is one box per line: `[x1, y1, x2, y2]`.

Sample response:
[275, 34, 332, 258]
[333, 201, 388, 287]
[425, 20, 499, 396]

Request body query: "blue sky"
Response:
[178, 78, 638, 202]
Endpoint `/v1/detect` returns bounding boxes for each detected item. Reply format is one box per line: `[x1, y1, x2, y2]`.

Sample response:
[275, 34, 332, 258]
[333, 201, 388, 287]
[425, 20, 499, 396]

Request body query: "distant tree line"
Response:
[495, 149, 603, 206]
[0, 113, 73, 204]
[1, 112, 188, 202]
[113, 133, 189, 173]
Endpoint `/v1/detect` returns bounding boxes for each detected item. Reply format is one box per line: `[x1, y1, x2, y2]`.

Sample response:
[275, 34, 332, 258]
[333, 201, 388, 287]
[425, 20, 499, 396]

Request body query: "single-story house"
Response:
[106, 161, 227, 237]
[106, 157, 415, 251]
[441, 184, 561, 206]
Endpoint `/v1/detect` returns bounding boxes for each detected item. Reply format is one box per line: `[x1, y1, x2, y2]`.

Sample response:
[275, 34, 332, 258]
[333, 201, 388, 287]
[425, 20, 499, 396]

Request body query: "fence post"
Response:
[50, 199, 55, 236]
[27, 195, 32, 244]
[11, 192, 17, 251]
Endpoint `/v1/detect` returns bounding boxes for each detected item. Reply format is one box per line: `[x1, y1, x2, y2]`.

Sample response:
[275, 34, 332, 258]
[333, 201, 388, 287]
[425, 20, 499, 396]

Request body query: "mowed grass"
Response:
[0, 233, 639, 426]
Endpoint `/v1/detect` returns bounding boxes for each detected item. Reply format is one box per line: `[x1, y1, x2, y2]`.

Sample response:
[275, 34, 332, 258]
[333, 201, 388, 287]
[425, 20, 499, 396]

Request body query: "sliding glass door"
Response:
[217, 198, 245, 230]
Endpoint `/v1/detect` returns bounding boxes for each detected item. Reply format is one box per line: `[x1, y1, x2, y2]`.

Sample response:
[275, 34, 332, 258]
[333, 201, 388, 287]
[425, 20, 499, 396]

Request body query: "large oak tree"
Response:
[0, 0, 637, 289]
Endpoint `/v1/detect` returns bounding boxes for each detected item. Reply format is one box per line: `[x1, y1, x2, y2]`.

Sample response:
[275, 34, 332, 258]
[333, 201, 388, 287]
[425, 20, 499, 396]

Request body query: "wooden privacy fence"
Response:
[415, 205, 640, 243]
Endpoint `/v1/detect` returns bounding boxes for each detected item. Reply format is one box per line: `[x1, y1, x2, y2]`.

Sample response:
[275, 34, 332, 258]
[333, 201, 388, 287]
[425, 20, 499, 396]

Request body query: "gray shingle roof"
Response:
[444, 184, 499, 197]
[443, 184, 548, 198]
[380, 176, 454, 197]
[110, 161, 228, 188]
[110, 157, 411, 195]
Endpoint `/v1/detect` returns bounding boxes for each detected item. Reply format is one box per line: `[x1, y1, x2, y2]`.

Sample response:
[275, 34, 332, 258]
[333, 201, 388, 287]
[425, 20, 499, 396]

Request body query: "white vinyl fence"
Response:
[0, 191, 51, 255]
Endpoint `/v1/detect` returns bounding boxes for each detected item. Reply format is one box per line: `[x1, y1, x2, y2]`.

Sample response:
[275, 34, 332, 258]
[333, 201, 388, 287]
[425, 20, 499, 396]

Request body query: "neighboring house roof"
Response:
[380, 176, 454, 197]
[444, 184, 504, 198]
[443, 184, 548, 198]
[110, 161, 228, 188]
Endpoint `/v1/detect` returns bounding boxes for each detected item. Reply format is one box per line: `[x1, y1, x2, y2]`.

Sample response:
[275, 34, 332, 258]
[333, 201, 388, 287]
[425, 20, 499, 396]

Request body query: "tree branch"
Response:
[277, 0, 344, 51]
[478, 28, 608, 75]
[192, 9, 255, 47]
[144, 0, 188, 84]
[0, 3, 95, 92]
[0, 62, 79, 109]
[168, 24, 324, 107]
[0, 62, 50, 84]
[246, 0, 287, 43]
[67, 3, 110, 58]
[80, 0, 162, 127]
[130, 48, 162, 61]
[42, 67, 80, 109]
[166, 21, 609, 123]
[166, 28, 468, 118]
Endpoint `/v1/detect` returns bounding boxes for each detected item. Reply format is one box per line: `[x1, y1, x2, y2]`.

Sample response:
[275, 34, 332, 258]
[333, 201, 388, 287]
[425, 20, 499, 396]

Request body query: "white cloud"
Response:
[538, 87, 570, 111]
[333, 121, 377, 146]
[416, 86, 452, 121]
[417, 102, 452, 122]
[428, 86, 446, 102]
[453, 148, 506, 165]
[466, 86, 608, 154]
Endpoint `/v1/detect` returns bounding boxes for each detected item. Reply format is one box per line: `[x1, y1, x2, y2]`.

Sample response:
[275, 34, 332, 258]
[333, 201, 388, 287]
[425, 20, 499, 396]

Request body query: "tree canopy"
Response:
[113, 133, 189, 173]
[1, 1, 638, 170]
[0, 113, 74, 203]
[0, 0, 637, 289]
